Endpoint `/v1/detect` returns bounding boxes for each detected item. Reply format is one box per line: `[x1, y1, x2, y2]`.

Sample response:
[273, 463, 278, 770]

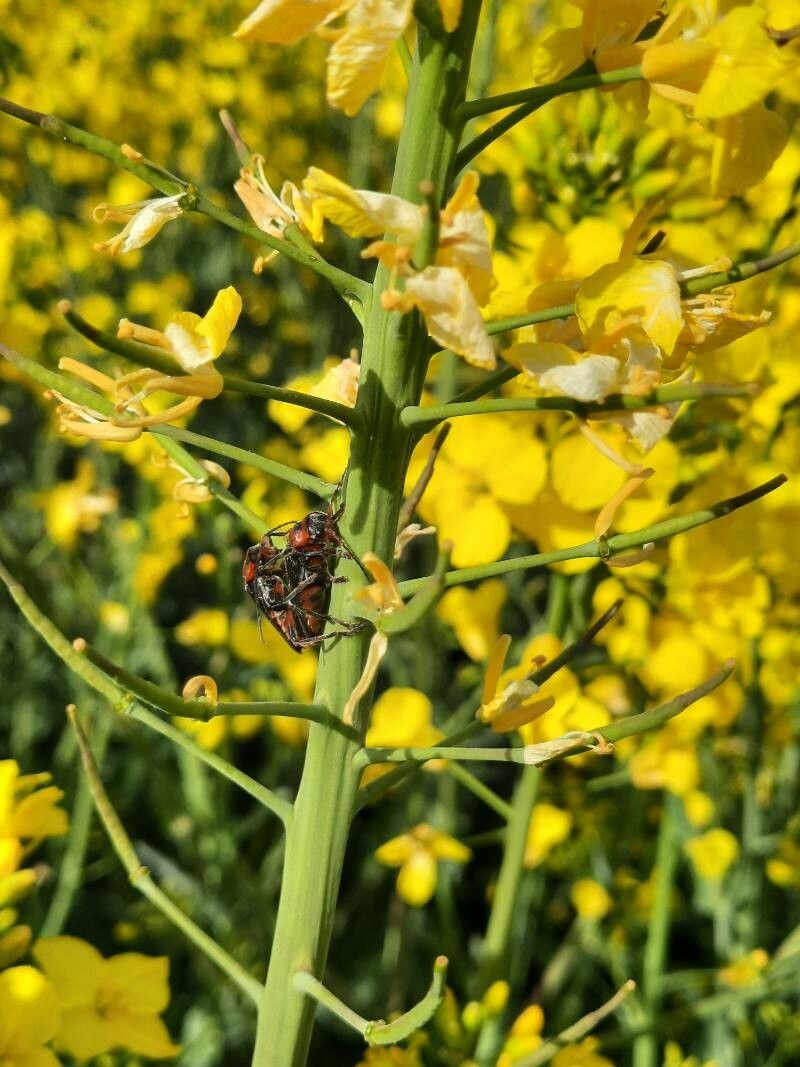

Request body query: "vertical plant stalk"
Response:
[633, 793, 681, 1067]
[250, 7, 483, 1065]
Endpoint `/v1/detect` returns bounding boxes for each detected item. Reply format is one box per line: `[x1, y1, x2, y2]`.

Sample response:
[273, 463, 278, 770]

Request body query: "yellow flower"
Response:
[234, 153, 324, 244]
[174, 608, 230, 647]
[93, 194, 184, 255]
[524, 802, 572, 868]
[118, 284, 242, 383]
[437, 579, 508, 662]
[374, 824, 471, 906]
[362, 688, 444, 786]
[0, 761, 68, 840]
[498, 1003, 544, 1067]
[0, 965, 62, 1067]
[571, 878, 612, 921]
[40, 458, 117, 550]
[718, 948, 769, 988]
[303, 168, 496, 366]
[237, 0, 463, 113]
[406, 414, 547, 568]
[664, 1041, 719, 1067]
[0, 838, 36, 910]
[478, 635, 555, 734]
[532, 1, 661, 84]
[685, 828, 740, 881]
[552, 1037, 614, 1067]
[683, 790, 715, 829]
[34, 936, 180, 1061]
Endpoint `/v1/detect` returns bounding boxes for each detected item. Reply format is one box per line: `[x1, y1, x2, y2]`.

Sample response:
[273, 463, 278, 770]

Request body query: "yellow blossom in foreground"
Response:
[532, 0, 660, 84]
[118, 284, 242, 391]
[374, 824, 471, 906]
[34, 936, 180, 1061]
[0, 965, 62, 1067]
[524, 802, 573, 868]
[642, 4, 786, 120]
[0, 761, 68, 840]
[685, 828, 740, 881]
[93, 194, 184, 255]
[571, 878, 612, 921]
[303, 168, 496, 366]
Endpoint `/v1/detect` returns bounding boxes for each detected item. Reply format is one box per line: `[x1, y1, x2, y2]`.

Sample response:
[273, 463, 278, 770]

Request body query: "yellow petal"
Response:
[641, 37, 716, 98]
[695, 6, 785, 119]
[524, 803, 573, 868]
[326, 0, 414, 116]
[102, 1009, 180, 1059]
[397, 849, 438, 906]
[367, 688, 439, 747]
[429, 831, 471, 863]
[531, 26, 585, 84]
[102, 953, 172, 1015]
[685, 828, 740, 880]
[482, 634, 512, 704]
[436, 493, 510, 569]
[580, 0, 661, 57]
[375, 833, 416, 867]
[0, 966, 61, 1053]
[550, 432, 627, 512]
[577, 258, 683, 355]
[235, 0, 346, 43]
[401, 266, 496, 369]
[197, 286, 243, 360]
[436, 0, 462, 32]
[303, 167, 422, 239]
[711, 105, 790, 197]
[33, 936, 103, 1009]
[55, 1006, 115, 1061]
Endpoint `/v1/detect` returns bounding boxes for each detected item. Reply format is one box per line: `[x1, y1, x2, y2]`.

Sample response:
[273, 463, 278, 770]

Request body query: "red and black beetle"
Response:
[242, 497, 367, 653]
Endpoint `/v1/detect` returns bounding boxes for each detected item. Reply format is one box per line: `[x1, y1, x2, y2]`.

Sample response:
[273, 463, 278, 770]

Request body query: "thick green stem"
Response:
[633, 794, 681, 1067]
[250, 8, 482, 1065]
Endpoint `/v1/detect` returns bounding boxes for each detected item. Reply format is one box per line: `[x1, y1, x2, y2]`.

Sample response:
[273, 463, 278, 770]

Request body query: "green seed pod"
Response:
[632, 127, 672, 172]
[632, 168, 680, 201]
[669, 197, 726, 221]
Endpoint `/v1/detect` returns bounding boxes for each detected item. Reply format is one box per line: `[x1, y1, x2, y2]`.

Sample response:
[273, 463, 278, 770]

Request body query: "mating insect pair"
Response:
[242, 500, 368, 653]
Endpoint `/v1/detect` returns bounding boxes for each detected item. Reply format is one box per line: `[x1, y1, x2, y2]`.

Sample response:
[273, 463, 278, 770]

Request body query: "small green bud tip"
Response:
[56, 298, 72, 316]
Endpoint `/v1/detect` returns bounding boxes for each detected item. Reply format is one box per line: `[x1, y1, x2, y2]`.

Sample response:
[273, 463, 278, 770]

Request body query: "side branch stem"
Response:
[397, 475, 786, 595]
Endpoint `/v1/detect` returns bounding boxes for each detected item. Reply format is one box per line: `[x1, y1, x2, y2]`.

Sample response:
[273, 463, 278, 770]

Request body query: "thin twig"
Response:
[397, 423, 451, 531]
[67, 706, 262, 1005]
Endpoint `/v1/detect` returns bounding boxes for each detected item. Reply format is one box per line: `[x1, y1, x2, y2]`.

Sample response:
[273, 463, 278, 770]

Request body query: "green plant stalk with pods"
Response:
[0, 6, 797, 1066]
